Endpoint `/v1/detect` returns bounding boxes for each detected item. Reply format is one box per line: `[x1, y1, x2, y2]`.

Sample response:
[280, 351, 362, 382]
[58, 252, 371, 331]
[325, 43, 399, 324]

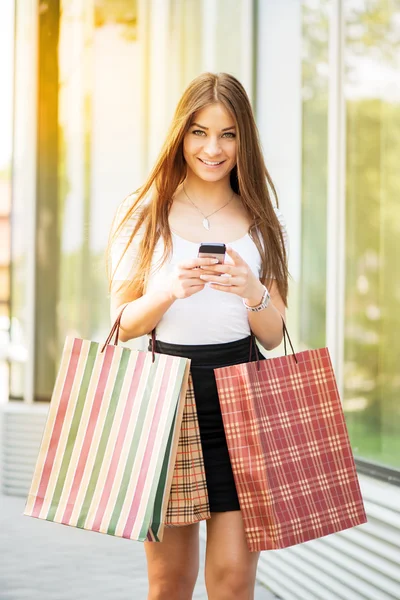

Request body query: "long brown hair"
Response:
[107, 72, 289, 304]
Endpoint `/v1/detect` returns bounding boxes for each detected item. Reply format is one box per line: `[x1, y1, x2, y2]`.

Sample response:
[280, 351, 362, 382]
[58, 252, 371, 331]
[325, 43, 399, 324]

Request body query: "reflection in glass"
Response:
[57, 0, 140, 357]
[300, 0, 330, 349]
[10, 1, 36, 399]
[0, 0, 13, 328]
[343, 0, 400, 469]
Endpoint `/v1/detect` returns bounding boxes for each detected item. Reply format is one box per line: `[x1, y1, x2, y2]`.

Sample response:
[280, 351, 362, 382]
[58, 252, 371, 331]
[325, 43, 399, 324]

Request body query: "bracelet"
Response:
[243, 285, 271, 312]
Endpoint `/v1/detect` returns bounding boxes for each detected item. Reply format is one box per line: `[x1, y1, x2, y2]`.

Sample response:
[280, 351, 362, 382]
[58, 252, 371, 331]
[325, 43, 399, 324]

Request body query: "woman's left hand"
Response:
[199, 246, 265, 304]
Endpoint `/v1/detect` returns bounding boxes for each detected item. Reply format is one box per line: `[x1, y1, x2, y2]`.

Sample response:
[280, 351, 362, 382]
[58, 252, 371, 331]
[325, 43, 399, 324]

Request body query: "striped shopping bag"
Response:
[214, 321, 367, 552]
[24, 310, 191, 542]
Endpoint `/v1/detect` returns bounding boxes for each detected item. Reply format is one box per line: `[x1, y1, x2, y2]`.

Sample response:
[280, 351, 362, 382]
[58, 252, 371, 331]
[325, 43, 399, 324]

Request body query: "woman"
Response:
[109, 72, 289, 600]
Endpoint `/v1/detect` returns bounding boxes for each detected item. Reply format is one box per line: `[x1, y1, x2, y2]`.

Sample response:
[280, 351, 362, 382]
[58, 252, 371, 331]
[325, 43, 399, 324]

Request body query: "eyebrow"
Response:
[191, 122, 236, 132]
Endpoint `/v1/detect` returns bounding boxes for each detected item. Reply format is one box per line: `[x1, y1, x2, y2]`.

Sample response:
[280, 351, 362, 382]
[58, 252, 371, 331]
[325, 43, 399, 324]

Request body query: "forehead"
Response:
[191, 102, 235, 128]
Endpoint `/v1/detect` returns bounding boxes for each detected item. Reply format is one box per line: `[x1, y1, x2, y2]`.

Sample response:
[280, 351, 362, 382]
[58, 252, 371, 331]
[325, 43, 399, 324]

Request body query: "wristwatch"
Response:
[243, 285, 271, 312]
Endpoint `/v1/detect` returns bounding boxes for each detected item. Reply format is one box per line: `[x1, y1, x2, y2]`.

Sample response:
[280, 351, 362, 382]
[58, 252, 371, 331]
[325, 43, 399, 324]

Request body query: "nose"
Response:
[203, 136, 222, 157]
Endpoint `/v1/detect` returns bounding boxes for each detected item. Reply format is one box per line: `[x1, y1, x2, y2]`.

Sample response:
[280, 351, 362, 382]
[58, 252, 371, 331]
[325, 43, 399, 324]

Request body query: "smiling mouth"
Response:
[198, 158, 225, 166]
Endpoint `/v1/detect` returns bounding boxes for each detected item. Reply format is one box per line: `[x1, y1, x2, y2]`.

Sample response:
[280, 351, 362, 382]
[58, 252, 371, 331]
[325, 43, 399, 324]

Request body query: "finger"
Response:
[179, 257, 220, 270]
[182, 277, 206, 287]
[197, 268, 221, 276]
[208, 283, 236, 293]
[186, 284, 206, 296]
[226, 246, 246, 266]
[190, 284, 206, 290]
[200, 263, 235, 275]
[179, 266, 216, 279]
[199, 273, 233, 283]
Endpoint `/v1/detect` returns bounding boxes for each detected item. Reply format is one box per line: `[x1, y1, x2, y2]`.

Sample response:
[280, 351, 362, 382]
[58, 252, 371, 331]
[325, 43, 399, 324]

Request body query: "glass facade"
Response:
[0, 0, 13, 324]
[300, 0, 330, 350]
[5, 0, 400, 475]
[256, 0, 400, 475]
[342, 0, 400, 469]
[17, 0, 251, 401]
[0, 0, 14, 404]
[9, 0, 37, 399]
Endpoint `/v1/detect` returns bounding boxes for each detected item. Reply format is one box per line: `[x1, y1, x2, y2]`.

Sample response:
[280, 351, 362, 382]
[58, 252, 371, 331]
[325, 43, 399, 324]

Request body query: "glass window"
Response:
[300, 0, 330, 350]
[343, 0, 400, 470]
[169, 0, 203, 91]
[0, 4, 13, 327]
[9, 0, 35, 399]
[57, 0, 140, 355]
[0, 180, 11, 319]
[214, 0, 244, 77]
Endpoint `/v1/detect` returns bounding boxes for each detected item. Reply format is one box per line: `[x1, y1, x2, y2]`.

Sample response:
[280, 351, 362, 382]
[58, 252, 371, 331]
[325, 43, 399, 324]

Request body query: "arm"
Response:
[109, 197, 200, 341]
[110, 283, 176, 342]
[111, 256, 220, 342]
[198, 207, 289, 351]
[198, 247, 286, 351]
[243, 279, 285, 350]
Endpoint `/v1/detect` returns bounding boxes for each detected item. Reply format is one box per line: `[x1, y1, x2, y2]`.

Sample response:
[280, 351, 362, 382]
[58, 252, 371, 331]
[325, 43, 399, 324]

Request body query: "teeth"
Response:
[201, 159, 223, 166]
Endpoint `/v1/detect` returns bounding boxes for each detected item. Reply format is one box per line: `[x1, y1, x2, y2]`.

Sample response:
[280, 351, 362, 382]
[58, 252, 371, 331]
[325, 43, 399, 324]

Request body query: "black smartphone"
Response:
[198, 242, 226, 264]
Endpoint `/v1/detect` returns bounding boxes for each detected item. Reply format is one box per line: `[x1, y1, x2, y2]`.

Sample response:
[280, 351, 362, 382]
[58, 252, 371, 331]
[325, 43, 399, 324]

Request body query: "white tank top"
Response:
[111, 196, 288, 345]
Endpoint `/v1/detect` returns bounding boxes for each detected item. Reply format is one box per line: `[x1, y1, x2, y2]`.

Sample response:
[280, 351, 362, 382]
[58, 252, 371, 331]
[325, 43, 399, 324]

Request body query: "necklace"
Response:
[183, 184, 235, 230]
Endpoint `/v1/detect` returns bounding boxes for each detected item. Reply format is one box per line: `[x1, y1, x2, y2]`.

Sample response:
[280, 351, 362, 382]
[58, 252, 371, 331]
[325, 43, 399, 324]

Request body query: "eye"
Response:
[222, 132, 236, 138]
[192, 129, 206, 136]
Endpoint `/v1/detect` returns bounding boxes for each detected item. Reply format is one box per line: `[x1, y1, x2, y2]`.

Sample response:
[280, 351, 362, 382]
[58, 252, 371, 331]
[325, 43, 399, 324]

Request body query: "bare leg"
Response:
[205, 511, 260, 600]
[144, 522, 200, 600]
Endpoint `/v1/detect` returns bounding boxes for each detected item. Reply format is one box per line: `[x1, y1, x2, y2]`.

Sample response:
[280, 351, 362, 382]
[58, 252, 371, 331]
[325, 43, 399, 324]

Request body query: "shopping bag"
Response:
[164, 374, 210, 527]
[24, 309, 190, 542]
[214, 321, 368, 552]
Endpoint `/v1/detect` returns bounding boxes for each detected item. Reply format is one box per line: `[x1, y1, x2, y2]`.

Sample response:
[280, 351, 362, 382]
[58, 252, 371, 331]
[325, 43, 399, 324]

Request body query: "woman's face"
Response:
[183, 102, 237, 183]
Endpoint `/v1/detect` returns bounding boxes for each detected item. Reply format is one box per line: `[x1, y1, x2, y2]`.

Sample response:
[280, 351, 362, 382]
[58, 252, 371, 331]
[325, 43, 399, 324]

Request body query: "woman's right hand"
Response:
[169, 257, 220, 300]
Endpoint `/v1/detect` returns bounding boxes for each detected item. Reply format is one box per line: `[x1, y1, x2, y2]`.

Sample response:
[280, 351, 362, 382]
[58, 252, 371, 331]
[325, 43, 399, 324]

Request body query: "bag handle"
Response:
[103, 310, 297, 367]
[101, 304, 129, 352]
[282, 318, 298, 362]
[250, 316, 298, 370]
[100, 305, 157, 363]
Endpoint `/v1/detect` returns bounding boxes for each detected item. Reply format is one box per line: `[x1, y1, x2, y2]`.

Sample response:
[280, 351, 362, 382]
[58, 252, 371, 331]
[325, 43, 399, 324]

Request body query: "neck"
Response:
[183, 172, 233, 208]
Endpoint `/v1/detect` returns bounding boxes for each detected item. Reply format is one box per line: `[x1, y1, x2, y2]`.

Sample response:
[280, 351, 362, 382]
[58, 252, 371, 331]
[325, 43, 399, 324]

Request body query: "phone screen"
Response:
[198, 242, 226, 263]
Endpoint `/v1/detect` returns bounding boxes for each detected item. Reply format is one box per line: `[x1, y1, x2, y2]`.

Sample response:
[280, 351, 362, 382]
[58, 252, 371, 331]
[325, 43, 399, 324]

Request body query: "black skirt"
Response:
[149, 335, 266, 513]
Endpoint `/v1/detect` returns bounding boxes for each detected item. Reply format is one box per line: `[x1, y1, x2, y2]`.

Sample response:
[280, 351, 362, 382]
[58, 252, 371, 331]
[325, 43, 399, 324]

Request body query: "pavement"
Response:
[0, 494, 279, 600]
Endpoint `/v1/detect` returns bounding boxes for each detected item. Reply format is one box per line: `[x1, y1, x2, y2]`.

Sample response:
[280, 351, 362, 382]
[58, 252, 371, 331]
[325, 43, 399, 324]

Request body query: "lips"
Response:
[198, 158, 225, 167]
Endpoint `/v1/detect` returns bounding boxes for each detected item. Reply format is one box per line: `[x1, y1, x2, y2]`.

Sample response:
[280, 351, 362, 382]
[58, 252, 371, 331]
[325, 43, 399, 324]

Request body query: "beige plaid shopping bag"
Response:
[165, 375, 210, 526]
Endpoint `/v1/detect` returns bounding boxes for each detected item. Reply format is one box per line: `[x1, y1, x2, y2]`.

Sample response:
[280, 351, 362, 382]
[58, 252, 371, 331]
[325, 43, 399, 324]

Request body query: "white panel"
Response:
[255, 0, 302, 283]
[325, 0, 346, 387]
[240, 0, 254, 98]
[0, 403, 48, 495]
[258, 474, 400, 600]
[12, 0, 38, 404]
[202, 0, 217, 71]
[147, 0, 171, 165]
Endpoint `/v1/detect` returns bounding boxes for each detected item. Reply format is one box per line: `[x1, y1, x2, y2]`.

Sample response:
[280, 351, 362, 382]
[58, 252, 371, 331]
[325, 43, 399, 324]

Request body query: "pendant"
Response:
[202, 218, 210, 230]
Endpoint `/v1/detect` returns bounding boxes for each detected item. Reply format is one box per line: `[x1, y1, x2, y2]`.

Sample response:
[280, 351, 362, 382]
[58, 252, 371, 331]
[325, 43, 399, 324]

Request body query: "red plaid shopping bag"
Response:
[214, 322, 368, 552]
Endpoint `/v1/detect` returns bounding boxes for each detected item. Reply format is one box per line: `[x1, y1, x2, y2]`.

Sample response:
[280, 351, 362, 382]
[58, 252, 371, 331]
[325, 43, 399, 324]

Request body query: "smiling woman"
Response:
[107, 71, 289, 600]
[183, 104, 237, 184]
[181, 103, 238, 229]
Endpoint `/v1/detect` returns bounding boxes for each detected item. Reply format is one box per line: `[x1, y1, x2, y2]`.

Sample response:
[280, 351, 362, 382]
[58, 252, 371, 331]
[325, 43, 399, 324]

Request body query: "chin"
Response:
[198, 172, 228, 183]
